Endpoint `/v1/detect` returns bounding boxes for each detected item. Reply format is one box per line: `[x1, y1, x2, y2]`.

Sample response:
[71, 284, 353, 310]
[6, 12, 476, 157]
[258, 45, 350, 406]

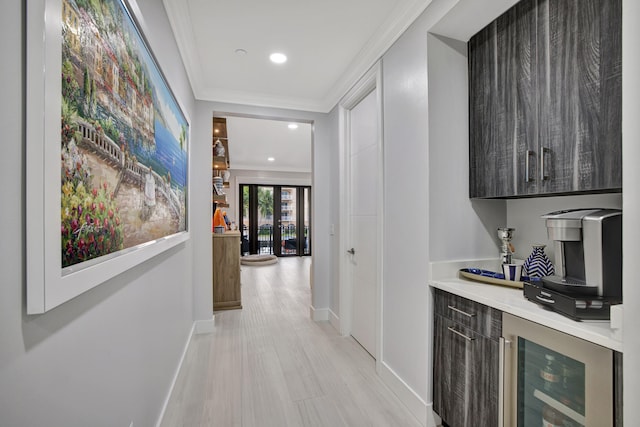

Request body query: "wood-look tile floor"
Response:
[161, 257, 423, 427]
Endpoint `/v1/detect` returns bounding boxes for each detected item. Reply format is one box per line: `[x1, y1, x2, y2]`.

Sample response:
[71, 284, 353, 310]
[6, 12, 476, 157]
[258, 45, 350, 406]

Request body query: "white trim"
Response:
[234, 175, 311, 187]
[322, 0, 432, 113]
[329, 309, 341, 332]
[338, 62, 384, 366]
[379, 361, 430, 426]
[155, 322, 196, 427]
[309, 305, 329, 321]
[194, 316, 215, 334]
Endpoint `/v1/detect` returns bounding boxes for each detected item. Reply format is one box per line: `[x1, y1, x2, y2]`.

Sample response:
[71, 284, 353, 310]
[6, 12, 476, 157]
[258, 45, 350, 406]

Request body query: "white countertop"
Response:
[429, 260, 623, 352]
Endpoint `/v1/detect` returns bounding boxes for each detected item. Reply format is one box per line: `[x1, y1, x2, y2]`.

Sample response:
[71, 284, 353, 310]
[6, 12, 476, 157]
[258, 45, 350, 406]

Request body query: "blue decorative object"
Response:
[523, 244, 554, 278]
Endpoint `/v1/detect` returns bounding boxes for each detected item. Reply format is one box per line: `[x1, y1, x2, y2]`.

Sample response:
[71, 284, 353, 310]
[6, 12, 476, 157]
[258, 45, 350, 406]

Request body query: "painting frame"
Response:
[26, 0, 190, 314]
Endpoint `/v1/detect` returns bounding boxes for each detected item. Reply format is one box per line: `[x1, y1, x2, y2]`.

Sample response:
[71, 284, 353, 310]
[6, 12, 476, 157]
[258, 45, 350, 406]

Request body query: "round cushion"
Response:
[241, 254, 278, 266]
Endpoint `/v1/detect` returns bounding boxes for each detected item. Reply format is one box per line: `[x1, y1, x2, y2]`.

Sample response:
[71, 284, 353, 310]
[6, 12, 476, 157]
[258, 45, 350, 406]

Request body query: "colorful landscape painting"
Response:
[60, 0, 188, 268]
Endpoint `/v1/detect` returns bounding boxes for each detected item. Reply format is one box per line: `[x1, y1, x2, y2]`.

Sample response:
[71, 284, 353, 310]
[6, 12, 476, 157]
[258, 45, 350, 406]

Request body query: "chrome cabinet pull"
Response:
[447, 326, 474, 341]
[498, 337, 511, 427]
[447, 304, 476, 318]
[525, 150, 535, 182]
[540, 147, 550, 181]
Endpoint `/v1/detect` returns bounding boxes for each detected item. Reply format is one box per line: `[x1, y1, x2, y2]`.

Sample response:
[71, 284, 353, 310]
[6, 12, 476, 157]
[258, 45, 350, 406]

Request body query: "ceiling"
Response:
[162, 0, 431, 172]
[163, 0, 431, 112]
[220, 116, 312, 173]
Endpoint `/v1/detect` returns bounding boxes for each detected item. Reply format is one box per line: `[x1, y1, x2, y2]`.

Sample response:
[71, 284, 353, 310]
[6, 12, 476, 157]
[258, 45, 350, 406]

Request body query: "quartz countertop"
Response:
[429, 260, 623, 352]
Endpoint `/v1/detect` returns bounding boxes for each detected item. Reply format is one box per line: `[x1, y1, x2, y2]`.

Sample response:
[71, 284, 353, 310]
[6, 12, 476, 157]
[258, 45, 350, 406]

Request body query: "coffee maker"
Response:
[523, 208, 622, 320]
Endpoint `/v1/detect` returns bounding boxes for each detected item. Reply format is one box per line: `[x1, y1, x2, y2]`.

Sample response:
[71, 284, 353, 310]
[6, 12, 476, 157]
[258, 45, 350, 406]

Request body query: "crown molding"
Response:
[198, 87, 328, 113]
[322, 0, 433, 111]
[162, 0, 204, 96]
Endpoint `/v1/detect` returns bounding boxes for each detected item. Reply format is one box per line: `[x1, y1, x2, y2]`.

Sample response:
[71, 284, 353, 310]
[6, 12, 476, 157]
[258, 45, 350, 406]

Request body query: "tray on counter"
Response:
[458, 268, 541, 289]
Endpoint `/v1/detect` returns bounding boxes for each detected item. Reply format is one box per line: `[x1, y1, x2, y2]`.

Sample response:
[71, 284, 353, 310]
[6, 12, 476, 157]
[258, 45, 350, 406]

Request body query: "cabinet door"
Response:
[469, 0, 538, 198]
[469, 0, 622, 198]
[537, 0, 622, 194]
[433, 314, 499, 427]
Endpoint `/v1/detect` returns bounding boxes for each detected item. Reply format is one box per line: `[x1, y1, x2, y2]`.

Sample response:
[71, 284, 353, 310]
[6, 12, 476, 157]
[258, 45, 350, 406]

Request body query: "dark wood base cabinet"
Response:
[433, 290, 502, 427]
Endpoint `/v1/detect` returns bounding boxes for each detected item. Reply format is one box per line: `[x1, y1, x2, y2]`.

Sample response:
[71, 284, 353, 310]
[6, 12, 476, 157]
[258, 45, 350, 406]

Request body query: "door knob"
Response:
[347, 248, 355, 255]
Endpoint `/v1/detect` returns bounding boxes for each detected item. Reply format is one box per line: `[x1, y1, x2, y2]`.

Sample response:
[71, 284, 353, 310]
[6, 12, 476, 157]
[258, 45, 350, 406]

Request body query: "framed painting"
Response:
[27, 0, 190, 314]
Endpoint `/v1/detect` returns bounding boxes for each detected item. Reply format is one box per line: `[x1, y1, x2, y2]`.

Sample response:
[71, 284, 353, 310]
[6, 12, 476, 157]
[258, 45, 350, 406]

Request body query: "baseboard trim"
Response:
[155, 322, 196, 427]
[379, 361, 428, 426]
[309, 305, 329, 321]
[194, 316, 215, 334]
[329, 309, 340, 332]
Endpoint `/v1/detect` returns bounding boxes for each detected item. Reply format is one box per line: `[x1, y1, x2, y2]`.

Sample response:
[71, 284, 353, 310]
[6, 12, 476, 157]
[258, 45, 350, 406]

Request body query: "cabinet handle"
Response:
[447, 304, 476, 318]
[536, 295, 555, 304]
[525, 150, 535, 183]
[498, 337, 511, 427]
[447, 326, 474, 341]
[540, 147, 550, 181]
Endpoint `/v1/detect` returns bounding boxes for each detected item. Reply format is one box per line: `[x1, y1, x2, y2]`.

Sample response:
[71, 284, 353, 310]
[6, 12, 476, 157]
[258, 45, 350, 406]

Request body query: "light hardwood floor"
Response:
[161, 257, 423, 427]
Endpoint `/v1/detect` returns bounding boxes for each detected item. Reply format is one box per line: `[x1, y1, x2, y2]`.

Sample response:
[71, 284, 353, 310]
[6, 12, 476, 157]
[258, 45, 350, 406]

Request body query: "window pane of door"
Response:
[304, 187, 311, 255]
[257, 186, 274, 254]
[241, 185, 250, 255]
[280, 187, 297, 255]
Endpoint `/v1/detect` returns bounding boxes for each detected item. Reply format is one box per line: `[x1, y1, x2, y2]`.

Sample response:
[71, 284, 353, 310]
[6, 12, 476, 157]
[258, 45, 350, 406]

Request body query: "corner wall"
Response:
[0, 1, 198, 425]
[622, 0, 640, 421]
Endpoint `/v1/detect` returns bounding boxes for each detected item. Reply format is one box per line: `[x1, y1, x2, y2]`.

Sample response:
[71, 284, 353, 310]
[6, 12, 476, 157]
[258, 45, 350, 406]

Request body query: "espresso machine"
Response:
[523, 208, 622, 320]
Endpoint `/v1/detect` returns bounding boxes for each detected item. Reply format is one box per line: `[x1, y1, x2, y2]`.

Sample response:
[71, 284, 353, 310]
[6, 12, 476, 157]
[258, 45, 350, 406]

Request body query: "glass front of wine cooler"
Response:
[503, 313, 613, 427]
[517, 338, 585, 427]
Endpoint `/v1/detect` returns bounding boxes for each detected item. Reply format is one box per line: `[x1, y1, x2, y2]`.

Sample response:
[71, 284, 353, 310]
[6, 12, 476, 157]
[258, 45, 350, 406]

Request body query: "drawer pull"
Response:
[447, 304, 476, 318]
[536, 295, 555, 304]
[448, 326, 474, 342]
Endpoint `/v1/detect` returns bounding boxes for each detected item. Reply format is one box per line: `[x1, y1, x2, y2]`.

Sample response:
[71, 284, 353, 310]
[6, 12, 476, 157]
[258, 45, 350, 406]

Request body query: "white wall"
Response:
[506, 194, 622, 262]
[426, 33, 507, 262]
[622, 0, 640, 421]
[192, 101, 336, 316]
[380, 10, 431, 407]
[0, 1, 198, 426]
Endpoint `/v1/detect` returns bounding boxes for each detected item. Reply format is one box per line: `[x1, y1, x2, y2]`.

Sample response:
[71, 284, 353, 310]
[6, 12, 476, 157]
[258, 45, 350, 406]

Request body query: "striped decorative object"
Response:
[523, 244, 554, 278]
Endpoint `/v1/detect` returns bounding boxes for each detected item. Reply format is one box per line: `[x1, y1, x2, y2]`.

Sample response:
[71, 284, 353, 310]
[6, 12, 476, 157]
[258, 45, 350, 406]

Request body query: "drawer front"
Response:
[434, 289, 502, 340]
[433, 314, 499, 427]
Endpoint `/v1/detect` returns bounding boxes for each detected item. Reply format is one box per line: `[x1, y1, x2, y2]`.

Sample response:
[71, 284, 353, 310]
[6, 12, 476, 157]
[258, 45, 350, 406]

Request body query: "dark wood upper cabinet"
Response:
[469, 0, 622, 199]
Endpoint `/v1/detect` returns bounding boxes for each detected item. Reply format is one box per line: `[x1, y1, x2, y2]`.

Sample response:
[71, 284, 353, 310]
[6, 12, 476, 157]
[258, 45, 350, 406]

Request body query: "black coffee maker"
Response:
[524, 208, 622, 320]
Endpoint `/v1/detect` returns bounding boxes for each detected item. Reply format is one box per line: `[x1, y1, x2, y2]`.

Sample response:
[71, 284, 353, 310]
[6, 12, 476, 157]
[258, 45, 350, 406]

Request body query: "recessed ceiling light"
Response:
[269, 53, 287, 64]
[267, 157, 275, 162]
[288, 123, 298, 129]
[235, 48, 247, 56]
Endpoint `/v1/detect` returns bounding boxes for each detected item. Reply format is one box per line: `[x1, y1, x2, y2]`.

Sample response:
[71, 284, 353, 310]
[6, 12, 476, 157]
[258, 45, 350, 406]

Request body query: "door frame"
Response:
[338, 61, 384, 364]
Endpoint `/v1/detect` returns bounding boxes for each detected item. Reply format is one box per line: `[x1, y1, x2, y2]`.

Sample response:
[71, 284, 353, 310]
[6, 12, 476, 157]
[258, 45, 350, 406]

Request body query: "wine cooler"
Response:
[501, 313, 613, 427]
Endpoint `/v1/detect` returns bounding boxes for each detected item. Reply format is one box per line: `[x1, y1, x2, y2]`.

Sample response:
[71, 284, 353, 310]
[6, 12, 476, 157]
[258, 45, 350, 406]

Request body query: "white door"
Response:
[348, 88, 379, 357]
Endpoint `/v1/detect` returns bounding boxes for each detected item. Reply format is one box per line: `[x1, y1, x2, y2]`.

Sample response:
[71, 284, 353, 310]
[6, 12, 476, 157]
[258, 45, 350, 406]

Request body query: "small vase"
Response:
[523, 244, 554, 278]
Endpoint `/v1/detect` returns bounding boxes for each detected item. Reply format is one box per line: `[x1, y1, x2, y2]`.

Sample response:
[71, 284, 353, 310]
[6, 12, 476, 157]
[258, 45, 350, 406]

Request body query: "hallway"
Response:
[161, 257, 422, 427]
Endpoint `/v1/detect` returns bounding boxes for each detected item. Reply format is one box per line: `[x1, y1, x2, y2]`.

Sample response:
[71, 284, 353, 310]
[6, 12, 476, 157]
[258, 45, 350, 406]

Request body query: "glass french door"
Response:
[240, 184, 311, 256]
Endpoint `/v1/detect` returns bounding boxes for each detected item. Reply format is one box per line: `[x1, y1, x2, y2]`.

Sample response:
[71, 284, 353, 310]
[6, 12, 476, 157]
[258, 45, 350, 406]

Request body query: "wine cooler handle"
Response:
[499, 337, 506, 427]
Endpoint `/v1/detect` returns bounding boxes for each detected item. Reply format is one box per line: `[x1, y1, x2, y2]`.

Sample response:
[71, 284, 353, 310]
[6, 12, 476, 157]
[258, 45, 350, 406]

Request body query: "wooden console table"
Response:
[212, 231, 241, 310]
